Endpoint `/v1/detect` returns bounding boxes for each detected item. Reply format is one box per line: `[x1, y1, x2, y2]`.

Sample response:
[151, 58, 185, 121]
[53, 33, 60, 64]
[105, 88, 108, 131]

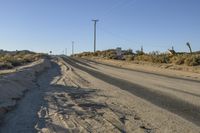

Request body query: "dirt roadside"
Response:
[83, 57, 200, 81]
[0, 59, 51, 123]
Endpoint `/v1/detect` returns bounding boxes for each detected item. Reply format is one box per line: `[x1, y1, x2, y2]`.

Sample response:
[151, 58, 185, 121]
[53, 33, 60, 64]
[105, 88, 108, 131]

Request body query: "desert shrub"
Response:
[149, 51, 160, 55]
[94, 51, 102, 56]
[107, 53, 117, 59]
[124, 49, 133, 55]
[130, 52, 200, 66]
[0, 62, 13, 69]
[93, 52, 98, 56]
[74, 49, 200, 66]
[134, 54, 170, 63]
[10, 59, 23, 66]
[152, 54, 170, 63]
[170, 54, 187, 65]
[169, 54, 200, 66]
[22, 54, 34, 62]
[184, 55, 200, 66]
[134, 55, 152, 62]
[0, 50, 43, 69]
[135, 50, 144, 55]
[79, 52, 93, 57]
[123, 55, 134, 61]
[103, 50, 117, 59]
[32, 53, 43, 60]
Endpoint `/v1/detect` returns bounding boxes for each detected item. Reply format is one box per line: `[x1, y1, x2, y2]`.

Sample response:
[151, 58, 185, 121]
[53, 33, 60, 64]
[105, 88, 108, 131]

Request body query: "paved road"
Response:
[63, 57, 200, 126]
[1, 57, 200, 132]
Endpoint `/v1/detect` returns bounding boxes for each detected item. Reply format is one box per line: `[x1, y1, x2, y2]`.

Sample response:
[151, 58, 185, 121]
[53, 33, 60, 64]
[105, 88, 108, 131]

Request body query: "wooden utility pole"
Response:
[72, 41, 74, 56]
[92, 19, 99, 52]
[141, 45, 143, 53]
[65, 48, 67, 56]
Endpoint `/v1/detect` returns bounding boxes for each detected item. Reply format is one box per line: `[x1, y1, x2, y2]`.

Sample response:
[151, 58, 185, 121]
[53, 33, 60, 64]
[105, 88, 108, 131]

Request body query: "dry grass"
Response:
[74, 50, 200, 66]
[74, 50, 118, 59]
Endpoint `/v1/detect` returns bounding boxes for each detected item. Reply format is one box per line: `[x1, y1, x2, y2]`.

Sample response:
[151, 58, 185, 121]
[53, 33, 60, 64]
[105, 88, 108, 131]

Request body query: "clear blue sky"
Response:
[0, 0, 199, 54]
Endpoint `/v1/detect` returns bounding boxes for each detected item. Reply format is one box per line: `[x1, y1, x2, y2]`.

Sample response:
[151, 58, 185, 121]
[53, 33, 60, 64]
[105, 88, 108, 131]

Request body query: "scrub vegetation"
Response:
[0, 50, 46, 70]
[74, 49, 200, 66]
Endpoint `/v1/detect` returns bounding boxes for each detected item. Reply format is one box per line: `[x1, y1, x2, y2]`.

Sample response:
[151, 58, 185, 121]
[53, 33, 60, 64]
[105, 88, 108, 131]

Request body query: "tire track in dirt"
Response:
[35, 58, 135, 132]
[63, 57, 200, 127]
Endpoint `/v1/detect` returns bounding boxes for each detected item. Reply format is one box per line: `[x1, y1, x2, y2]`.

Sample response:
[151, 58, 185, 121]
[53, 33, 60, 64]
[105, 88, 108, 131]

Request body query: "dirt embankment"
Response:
[0, 59, 51, 122]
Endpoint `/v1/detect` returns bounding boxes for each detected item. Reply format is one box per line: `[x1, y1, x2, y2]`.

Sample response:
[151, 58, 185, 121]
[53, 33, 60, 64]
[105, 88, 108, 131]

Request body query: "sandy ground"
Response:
[0, 59, 51, 123]
[0, 56, 200, 133]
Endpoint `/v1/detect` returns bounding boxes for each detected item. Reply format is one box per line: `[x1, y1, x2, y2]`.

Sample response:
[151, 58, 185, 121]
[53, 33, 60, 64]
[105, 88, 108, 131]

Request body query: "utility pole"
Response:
[72, 41, 74, 56]
[65, 48, 67, 56]
[92, 19, 99, 52]
[141, 45, 143, 53]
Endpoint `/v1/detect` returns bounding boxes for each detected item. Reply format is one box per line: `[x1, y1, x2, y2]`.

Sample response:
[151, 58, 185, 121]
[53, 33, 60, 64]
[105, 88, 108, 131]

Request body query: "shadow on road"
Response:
[84, 58, 200, 83]
[63, 57, 200, 127]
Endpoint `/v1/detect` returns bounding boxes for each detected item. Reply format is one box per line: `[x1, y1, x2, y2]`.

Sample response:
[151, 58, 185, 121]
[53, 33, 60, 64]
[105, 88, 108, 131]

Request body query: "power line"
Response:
[99, 25, 138, 44]
[93, 0, 138, 47]
[89, 1, 138, 52]
[100, 0, 133, 19]
[100, 0, 137, 21]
